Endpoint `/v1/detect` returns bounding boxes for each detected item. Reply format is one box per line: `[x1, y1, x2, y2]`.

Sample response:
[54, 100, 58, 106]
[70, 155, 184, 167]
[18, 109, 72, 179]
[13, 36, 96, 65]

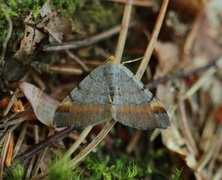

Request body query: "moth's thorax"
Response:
[105, 62, 118, 101]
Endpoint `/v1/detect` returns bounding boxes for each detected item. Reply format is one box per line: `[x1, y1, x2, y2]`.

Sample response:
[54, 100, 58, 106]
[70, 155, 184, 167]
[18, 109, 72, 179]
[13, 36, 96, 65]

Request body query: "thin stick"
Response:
[66, 120, 116, 169]
[63, 126, 93, 158]
[3, 88, 20, 116]
[0, 131, 11, 179]
[146, 58, 219, 89]
[43, 22, 138, 51]
[126, 129, 142, 153]
[179, 89, 199, 157]
[12, 123, 28, 159]
[136, 0, 169, 79]
[16, 126, 75, 164]
[31, 128, 55, 176]
[182, 67, 216, 100]
[0, 117, 26, 129]
[49, 126, 93, 171]
[45, 27, 89, 72]
[107, 0, 154, 7]
[115, 0, 133, 62]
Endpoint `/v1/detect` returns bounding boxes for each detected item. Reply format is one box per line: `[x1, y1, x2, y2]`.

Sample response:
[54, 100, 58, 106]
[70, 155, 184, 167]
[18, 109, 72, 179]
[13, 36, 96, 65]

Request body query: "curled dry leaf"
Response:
[18, 82, 60, 127]
[41, 1, 73, 43]
[13, 12, 47, 59]
[13, 1, 52, 59]
[13, 1, 73, 59]
[161, 121, 198, 170]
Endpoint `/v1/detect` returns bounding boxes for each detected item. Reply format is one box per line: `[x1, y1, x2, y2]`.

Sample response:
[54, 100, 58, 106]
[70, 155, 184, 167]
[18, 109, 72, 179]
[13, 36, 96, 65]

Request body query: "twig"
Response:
[66, 120, 116, 169]
[31, 126, 93, 179]
[179, 96, 199, 157]
[115, 0, 133, 61]
[107, 0, 154, 7]
[136, 0, 169, 79]
[45, 27, 89, 72]
[31, 128, 55, 176]
[43, 22, 138, 51]
[12, 123, 28, 159]
[3, 88, 20, 117]
[0, 117, 27, 129]
[1, 119, 24, 176]
[0, 130, 12, 179]
[182, 56, 222, 100]
[126, 129, 142, 153]
[146, 59, 219, 89]
[62, 126, 93, 159]
[15, 126, 75, 164]
[36, 64, 83, 75]
[207, 126, 222, 178]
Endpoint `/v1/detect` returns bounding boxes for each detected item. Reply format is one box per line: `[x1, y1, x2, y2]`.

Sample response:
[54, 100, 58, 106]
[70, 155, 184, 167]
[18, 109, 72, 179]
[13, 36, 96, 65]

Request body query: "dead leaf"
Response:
[13, 1, 73, 59]
[46, 16, 73, 43]
[13, 12, 46, 59]
[18, 82, 60, 127]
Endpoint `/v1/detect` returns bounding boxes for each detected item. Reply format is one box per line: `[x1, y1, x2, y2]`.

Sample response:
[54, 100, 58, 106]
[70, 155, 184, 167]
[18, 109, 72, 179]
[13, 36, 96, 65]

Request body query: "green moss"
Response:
[0, 0, 44, 49]
[52, 0, 83, 15]
[85, 153, 140, 179]
[170, 168, 183, 180]
[4, 163, 24, 180]
[48, 157, 82, 180]
[0, 0, 120, 51]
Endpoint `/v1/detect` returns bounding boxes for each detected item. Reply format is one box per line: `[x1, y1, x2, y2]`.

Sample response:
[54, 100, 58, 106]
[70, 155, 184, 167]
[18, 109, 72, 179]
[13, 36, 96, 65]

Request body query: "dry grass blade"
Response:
[3, 89, 20, 116]
[16, 126, 75, 165]
[12, 123, 28, 159]
[45, 27, 89, 72]
[66, 120, 116, 169]
[179, 97, 198, 156]
[37, 126, 93, 177]
[114, 0, 133, 61]
[136, 0, 169, 79]
[0, 131, 11, 179]
[108, 0, 154, 7]
[43, 24, 137, 51]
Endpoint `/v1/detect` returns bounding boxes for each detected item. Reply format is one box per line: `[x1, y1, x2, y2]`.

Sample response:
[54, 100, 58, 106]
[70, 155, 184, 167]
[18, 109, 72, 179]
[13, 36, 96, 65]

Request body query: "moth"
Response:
[53, 56, 170, 130]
